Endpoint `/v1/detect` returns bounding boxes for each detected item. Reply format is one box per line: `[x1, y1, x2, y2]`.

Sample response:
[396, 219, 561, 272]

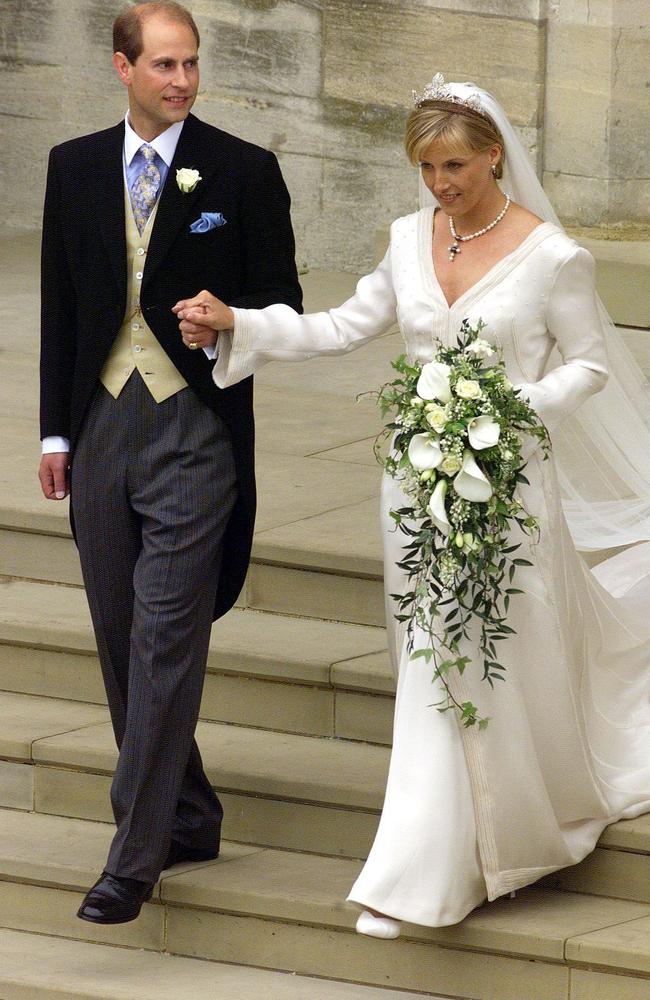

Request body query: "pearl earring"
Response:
[491, 165, 497, 177]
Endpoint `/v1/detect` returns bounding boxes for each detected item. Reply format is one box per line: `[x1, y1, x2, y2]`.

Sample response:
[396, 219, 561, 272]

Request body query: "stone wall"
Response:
[543, 0, 650, 230]
[1, 0, 648, 272]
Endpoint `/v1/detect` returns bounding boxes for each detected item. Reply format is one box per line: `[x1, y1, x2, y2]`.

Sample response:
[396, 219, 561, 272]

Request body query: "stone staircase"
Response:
[1, 511, 650, 1000]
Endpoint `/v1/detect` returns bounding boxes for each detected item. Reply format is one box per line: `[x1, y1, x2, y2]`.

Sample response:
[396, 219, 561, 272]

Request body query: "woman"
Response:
[173, 78, 650, 938]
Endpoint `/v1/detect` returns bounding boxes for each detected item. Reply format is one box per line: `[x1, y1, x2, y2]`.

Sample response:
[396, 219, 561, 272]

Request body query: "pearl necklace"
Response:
[448, 196, 511, 262]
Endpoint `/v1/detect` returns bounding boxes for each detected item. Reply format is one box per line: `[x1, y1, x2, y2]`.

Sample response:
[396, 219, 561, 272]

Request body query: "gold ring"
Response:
[188, 341, 199, 350]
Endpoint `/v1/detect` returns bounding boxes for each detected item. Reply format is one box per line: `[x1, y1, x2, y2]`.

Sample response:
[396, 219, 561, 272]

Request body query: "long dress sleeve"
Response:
[213, 245, 398, 389]
[517, 247, 609, 433]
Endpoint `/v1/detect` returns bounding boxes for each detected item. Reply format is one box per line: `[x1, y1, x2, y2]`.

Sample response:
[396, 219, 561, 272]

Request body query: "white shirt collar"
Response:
[123, 113, 184, 167]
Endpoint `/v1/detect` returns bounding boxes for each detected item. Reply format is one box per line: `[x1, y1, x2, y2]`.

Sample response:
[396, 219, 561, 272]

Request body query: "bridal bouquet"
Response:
[376, 320, 550, 729]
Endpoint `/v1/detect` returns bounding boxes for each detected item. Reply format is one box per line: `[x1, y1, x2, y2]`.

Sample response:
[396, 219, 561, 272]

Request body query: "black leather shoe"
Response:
[163, 841, 219, 870]
[77, 872, 154, 924]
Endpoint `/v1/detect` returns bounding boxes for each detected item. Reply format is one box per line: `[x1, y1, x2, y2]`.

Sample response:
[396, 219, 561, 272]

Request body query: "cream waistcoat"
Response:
[100, 185, 188, 401]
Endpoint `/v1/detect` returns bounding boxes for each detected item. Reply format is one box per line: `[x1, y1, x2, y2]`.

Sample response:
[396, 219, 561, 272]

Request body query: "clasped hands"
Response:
[172, 291, 234, 351]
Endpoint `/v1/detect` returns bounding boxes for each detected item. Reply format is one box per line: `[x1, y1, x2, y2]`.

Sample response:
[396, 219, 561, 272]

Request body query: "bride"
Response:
[173, 77, 650, 938]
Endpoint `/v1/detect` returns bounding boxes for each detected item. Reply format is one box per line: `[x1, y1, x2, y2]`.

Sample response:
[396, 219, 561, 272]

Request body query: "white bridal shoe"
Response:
[355, 909, 401, 939]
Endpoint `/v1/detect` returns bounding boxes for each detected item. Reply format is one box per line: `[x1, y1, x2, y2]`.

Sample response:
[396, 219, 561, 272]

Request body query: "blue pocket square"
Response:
[189, 212, 227, 234]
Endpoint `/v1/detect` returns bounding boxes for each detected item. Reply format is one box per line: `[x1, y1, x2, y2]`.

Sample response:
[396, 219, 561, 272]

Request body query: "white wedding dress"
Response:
[213, 205, 650, 927]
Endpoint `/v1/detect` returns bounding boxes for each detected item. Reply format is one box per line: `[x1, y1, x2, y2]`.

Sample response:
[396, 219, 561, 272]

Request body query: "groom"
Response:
[38, 1, 301, 924]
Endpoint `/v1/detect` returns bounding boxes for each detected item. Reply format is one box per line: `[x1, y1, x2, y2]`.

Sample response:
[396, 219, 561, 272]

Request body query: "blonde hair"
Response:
[405, 100, 505, 179]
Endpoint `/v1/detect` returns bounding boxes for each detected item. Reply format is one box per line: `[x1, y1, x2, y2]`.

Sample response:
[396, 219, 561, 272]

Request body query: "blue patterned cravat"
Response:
[130, 145, 161, 236]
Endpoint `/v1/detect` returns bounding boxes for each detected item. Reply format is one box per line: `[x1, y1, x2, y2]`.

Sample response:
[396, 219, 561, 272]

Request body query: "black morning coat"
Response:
[40, 112, 303, 620]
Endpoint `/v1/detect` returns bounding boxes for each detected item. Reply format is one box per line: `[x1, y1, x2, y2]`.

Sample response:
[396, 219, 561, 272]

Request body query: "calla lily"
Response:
[407, 433, 443, 471]
[427, 478, 451, 535]
[454, 449, 493, 502]
[468, 415, 500, 451]
[417, 361, 452, 403]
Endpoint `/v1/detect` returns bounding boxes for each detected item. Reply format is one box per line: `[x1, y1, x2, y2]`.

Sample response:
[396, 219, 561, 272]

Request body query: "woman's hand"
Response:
[172, 291, 235, 351]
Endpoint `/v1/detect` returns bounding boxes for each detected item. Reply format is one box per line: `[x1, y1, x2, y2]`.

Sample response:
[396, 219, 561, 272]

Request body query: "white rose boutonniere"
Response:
[176, 167, 202, 193]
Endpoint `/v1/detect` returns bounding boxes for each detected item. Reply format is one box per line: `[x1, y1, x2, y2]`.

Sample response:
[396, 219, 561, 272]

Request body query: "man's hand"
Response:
[39, 453, 70, 500]
[172, 291, 234, 350]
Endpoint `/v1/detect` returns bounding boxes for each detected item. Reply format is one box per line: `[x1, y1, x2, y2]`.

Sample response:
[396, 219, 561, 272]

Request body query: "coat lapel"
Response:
[144, 115, 216, 287]
[94, 123, 128, 303]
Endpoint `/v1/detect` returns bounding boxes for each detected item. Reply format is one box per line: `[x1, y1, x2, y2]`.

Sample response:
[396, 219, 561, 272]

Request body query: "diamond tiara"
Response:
[412, 73, 485, 116]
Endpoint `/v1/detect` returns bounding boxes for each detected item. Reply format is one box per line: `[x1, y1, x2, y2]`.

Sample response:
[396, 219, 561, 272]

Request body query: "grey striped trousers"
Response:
[71, 373, 237, 882]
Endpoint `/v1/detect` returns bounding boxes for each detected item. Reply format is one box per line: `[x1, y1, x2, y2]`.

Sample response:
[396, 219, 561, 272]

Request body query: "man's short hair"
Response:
[113, 2, 200, 64]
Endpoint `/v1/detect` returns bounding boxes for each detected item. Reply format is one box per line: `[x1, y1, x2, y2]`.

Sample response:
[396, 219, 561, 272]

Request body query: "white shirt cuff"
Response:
[203, 344, 218, 360]
[42, 436, 70, 454]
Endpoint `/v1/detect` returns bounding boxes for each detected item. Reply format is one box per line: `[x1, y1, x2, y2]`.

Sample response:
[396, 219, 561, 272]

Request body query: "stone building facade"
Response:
[1, 0, 648, 272]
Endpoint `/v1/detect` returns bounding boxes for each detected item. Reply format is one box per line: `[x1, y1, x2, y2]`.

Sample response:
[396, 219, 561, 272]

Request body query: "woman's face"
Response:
[419, 139, 501, 218]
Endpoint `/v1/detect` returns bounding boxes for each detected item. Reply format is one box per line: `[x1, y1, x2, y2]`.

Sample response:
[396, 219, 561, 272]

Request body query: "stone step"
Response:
[247, 553, 385, 627]
[540, 811, 650, 904]
[2, 687, 648, 896]
[0, 809, 649, 1000]
[0, 576, 394, 743]
[0, 514, 385, 626]
[0, 929, 439, 1000]
[0, 689, 387, 858]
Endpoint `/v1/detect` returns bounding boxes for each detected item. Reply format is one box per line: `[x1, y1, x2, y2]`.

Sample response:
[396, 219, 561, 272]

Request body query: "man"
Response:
[39, 1, 301, 925]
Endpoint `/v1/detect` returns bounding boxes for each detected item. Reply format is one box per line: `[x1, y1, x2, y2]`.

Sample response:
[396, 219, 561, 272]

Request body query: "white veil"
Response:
[419, 81, 650, 554]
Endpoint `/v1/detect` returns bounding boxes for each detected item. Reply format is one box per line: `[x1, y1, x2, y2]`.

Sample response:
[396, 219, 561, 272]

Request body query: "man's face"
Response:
[114, 15, 199, 138]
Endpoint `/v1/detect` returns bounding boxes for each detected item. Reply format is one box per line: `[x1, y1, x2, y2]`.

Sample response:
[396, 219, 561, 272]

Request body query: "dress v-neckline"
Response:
[419, 207, 557, 311]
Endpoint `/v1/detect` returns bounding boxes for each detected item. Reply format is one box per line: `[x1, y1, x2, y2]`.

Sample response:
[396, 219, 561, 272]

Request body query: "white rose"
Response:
[426, 404, 448, 433]
[440, 454, 462, 476]
[417, 361, 452, 403]
[455, 377, 482, 400]
[407, 433, 443, 471]
[176, 167, 202, 193]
